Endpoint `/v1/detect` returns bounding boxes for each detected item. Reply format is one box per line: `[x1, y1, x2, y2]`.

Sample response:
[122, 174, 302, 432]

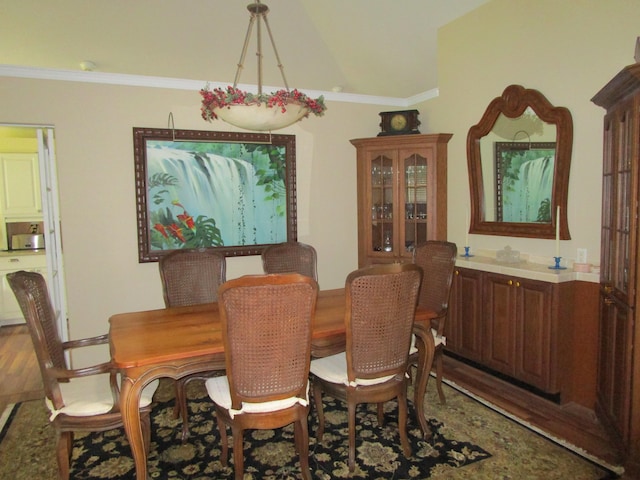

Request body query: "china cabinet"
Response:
[592, 62, 640, 474]
[351, 134, 451, 267]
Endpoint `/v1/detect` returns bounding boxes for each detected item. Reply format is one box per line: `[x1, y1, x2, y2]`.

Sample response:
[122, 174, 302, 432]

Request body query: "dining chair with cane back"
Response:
[309, 263, 422, 472]
[7, 270, 158, 480]
[261, 241, 318, 281]
[205, 273, 318, 480]
[158, 248, 226, 441]
[409, 240, 457, 404]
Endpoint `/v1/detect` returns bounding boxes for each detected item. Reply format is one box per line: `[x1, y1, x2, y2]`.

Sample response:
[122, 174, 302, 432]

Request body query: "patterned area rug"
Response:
[0, 379, 617, 479]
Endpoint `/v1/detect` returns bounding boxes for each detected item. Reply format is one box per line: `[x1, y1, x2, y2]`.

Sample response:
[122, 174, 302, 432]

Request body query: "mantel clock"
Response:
[378, 110, 421, 136]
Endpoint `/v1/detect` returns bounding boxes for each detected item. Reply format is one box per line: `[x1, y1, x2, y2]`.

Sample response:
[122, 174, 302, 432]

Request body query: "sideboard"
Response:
[447, 254, 599, 408]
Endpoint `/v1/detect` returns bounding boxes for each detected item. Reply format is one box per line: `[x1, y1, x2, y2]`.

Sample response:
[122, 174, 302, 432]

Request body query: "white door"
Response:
[37, 128, 68, 342]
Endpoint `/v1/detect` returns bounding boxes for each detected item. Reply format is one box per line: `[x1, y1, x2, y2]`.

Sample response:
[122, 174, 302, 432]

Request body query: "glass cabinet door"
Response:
[602, 104, 636, 306]
[403, 153, 428, 254]
[613, 111, 634, 302]
[370, 154, 394, 253]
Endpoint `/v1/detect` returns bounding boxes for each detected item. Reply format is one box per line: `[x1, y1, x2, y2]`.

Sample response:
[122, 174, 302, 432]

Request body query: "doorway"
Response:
[0, 124, 67, 403]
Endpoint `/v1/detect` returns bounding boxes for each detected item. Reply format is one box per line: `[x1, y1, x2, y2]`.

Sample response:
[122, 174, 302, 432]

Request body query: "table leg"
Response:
[412, 325, 435, 438]
[121, 376, 149, 480]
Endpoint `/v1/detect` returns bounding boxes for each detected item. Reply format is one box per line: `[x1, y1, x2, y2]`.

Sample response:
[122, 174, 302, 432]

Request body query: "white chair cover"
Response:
[310, 352, 396, 387]
[206, 375, 309, 419]
[46, 375, 159, 421]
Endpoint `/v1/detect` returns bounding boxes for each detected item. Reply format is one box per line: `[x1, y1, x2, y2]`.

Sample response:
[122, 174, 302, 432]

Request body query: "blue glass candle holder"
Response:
[548, 256, 566, 270]
[461, 246, 474, 258]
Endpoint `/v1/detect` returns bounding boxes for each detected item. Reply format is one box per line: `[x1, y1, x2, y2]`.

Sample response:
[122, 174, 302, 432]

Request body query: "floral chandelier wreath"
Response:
[199, 2, 326, 131]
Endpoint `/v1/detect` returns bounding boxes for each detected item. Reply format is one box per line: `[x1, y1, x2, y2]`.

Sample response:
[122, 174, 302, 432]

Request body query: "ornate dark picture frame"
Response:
[133, 128, 297, 263]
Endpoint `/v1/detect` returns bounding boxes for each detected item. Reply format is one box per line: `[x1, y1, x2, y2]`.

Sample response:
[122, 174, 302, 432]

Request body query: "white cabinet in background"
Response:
[0, 153, 42, 219]
[0, 254, 47, 326]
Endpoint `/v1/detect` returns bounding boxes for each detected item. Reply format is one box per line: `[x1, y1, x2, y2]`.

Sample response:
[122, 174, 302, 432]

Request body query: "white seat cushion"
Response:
[409, 330, 446, 355]
[310, 352, 395, 387]
[205, 375, 308, 419]
[46, 374, 159, 421]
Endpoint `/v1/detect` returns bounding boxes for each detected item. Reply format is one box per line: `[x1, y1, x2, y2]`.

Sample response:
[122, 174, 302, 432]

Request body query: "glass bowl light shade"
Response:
[213, 103, 311, 131]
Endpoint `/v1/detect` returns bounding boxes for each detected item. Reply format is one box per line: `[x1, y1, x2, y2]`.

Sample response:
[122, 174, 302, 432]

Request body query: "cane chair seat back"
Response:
[261, 241, 318, 281]
[159, 248, 226, 307]
[205, 273, 318, 480]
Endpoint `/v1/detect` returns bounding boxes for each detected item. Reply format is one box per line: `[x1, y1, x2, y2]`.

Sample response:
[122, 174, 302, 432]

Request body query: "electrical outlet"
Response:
[576, 248, 587, 263]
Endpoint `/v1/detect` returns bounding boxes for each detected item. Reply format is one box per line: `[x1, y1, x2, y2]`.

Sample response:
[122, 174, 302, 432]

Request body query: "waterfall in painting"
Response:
[502, 155, 553, 222]
[146, 146, 286, 249]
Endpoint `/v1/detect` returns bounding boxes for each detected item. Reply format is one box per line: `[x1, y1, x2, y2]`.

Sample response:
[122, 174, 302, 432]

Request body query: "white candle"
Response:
[555, 206, 560, 257]
[465, 208, 469, 246]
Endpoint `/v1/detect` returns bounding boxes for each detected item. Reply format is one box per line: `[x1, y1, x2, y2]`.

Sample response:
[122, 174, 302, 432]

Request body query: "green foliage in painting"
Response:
[148, 172, 224, 250]
[537, 198, 551, 223]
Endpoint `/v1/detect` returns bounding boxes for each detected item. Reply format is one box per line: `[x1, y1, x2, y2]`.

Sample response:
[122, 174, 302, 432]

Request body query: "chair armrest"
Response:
[62, 333, 109, 350]
[428, 310, 448, 336]
[50, 360, 114, 380]
[48, 362, 121, 413]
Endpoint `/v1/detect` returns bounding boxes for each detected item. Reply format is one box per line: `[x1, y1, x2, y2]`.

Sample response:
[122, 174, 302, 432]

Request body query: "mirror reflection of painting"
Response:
[146, 140, 288, 251]
[495, 142, 555, 223]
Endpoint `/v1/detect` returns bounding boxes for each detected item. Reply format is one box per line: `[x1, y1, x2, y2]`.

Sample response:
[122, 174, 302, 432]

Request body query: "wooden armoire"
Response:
[591, 62, 640, 476]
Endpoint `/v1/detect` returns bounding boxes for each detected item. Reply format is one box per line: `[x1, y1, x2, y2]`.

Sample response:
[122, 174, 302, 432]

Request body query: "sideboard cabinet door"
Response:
[482, 272, 557, 393]
[446, 267, 483, 363]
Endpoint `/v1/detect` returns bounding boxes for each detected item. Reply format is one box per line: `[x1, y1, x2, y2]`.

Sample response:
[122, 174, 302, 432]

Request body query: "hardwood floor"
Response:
[0, 324, 43, 414]
[441, 354, 624, 471]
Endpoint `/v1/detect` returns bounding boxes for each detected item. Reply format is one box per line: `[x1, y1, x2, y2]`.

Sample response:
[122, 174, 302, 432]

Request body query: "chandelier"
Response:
[200, 1, 326, 131]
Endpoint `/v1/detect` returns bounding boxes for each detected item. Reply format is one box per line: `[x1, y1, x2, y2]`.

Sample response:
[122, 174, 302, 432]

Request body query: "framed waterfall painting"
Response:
[133, 127, 297, 262]
[494, 142, 555, 223]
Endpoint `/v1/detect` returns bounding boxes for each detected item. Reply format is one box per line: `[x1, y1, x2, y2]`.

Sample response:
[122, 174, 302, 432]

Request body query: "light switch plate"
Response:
[576, 248, 587, 263]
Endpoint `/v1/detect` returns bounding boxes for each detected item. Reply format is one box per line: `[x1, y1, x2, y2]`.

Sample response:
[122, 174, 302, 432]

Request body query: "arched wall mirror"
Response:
[467, 85, 573, 239]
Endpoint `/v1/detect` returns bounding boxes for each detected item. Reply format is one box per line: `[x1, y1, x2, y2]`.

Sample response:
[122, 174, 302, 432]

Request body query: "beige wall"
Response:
[0, 77, 383, 346]
[420, 0, 640, 264]
[1, 0, 639, 362]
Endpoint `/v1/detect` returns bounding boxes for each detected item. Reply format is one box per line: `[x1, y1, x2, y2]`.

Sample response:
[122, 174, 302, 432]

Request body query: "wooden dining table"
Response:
[109, 288, 436, 480]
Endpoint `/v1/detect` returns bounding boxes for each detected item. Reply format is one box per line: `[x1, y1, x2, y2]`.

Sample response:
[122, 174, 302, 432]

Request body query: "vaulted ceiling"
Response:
[2, 0, 488, 99]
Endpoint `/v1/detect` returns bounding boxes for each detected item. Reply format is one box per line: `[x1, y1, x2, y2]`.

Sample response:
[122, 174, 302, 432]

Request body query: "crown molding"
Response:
[0, 64, 437, 108]
[407, 88, 440, 105]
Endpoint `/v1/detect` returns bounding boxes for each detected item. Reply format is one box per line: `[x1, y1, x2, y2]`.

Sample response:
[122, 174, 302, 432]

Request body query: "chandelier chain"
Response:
[232, 2, 290, 95]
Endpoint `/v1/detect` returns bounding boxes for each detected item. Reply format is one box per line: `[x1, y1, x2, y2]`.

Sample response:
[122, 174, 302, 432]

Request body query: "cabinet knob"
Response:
[455, 270, 459, 275]
[516, 281, 521, 287]
[508, 279, 513, 286]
